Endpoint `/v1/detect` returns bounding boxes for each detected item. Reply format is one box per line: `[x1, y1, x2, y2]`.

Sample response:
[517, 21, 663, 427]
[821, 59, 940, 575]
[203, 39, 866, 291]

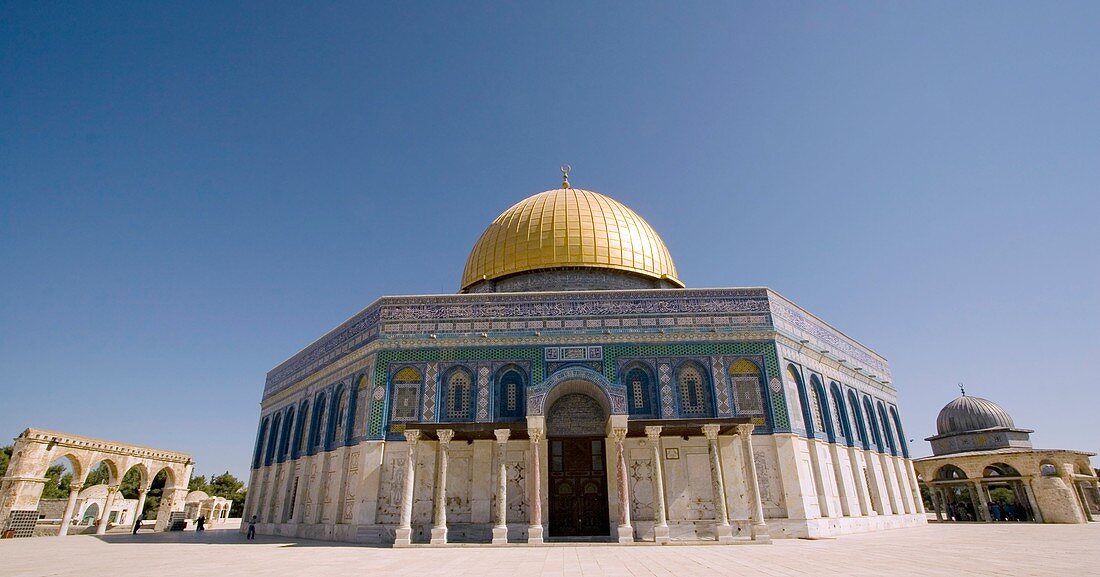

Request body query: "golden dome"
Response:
[461, 187, 683, 291]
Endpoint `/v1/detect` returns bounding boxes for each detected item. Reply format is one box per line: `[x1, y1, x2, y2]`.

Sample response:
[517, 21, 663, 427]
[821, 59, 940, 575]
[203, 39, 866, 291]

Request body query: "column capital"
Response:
[69, 482, 84, 492]
[529, 428, 545, 443]
[644, 426, 663, 441]
[701, 423, 721, 441]
[106, 484, 120, 494]
[611, 427, 628, 443]
[437, 429, 455, 445]
[736, 423, 756, 437]
[493, 429, 511, 443]
[404, 430, 422, 444]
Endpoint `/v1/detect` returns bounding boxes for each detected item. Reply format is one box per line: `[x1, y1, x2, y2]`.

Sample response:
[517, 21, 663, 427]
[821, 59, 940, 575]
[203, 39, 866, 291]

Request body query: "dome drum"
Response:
[927, 395, 1034, 456]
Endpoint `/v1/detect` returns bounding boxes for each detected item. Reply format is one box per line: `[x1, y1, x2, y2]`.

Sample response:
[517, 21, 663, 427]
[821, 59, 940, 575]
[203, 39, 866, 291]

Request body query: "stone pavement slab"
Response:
[0, 523, 1097, 577]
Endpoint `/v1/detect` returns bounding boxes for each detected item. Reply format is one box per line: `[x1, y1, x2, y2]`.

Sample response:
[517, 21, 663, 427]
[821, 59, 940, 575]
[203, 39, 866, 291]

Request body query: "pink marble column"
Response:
[394, 430, 420, 546]
[527, 428, 544, 544]
[612, 427, 633, 543]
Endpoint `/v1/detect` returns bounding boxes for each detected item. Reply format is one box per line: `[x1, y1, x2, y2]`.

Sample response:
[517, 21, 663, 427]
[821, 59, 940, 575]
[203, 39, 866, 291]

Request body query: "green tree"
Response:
[188, 474, 211, 493]
[40, 465, 73, 499]
[84, 462, 112, 486]
[0, 445, 11, 478]
[119, 468, 142, 499]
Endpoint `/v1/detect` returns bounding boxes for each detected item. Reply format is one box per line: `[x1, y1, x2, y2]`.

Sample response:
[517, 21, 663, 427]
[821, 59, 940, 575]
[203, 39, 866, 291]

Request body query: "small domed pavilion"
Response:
[913, 391, 1099, 523]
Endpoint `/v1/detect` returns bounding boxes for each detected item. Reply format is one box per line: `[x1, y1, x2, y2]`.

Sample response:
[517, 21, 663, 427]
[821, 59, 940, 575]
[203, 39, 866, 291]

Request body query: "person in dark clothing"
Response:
[132, 514, 143, 535]
[247, 515, 257, 540]
[196, 515, 206, 531]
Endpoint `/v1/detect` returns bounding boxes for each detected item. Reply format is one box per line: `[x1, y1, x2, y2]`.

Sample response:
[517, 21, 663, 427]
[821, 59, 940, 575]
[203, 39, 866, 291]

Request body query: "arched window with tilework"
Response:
[310, 392, 327, 449]
[847, 390, 868, 449]
[295, 400, 310, 456]
[863, 396, 884, 452]
[330, 386, 349, 446]
[784, 365, 807, 431]
[391, 367, 422, 423]
[621, 363, 656, 417]
[442, 367, 474, 422]
[729, 358, 764, 416]
[278, 407, 294, 461]
[877, 401, 897, 456]
[829, 382, 849, 444]
[495, 365, 526, 421]
[265, 413, 281, 466]
[676, 361, 712, 417]
[808, 375, 828, 438]
[252, 417, 269, 469]
[889, 406, 909, 458]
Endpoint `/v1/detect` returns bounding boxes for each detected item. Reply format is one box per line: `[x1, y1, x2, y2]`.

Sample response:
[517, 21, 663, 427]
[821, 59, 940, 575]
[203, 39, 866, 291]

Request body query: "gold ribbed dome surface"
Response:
[461, 187, 682, 291]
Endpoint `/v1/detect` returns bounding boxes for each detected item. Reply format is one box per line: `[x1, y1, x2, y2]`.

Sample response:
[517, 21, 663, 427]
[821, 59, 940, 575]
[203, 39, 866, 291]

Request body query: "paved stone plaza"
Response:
[1, 523, 1097, 576]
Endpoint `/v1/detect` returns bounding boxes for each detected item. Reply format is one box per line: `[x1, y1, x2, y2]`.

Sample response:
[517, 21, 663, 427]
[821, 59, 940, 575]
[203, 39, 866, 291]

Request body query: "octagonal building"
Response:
[244, 177, 926, 544]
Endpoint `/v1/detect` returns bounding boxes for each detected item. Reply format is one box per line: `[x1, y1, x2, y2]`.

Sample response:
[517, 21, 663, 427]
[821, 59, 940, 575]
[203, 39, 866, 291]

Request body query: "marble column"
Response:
[644, 426, 669, 543]
[58, 483, 83, 536]
[492, 429, 511, 545]
[612, 426, 633, 543]
[527, 428, 544, 544]
[1023, 479, 1044, 523]
[970, 481, 990, 522]
[133, 489, 148, 532]
[736, 424, 769, 541]
[430, 429, 454, 545]
[702, 424, 734, 543]
[96, 485, 119, 535]
[394, 430, 421, 546]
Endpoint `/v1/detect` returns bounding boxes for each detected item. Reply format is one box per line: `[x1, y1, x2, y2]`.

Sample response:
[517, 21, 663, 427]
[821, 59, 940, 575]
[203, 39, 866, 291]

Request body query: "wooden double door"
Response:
[548, 437, 610, 537]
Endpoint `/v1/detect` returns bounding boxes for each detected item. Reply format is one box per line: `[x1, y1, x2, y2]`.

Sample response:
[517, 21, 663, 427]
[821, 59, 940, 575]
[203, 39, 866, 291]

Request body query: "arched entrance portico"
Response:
[546, 391, 611, 538]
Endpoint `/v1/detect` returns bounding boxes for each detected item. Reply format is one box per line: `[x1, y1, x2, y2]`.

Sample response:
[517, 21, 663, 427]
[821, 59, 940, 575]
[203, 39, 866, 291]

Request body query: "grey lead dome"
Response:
[935, 395, 1016, 435]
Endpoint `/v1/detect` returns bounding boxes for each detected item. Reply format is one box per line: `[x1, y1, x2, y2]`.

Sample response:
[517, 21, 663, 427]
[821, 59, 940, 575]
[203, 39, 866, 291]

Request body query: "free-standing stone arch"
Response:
[0, 428, 193, 537]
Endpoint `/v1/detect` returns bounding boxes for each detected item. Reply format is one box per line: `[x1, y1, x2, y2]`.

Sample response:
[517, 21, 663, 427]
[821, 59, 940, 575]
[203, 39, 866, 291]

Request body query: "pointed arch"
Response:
[328, 384, 349, 447]
[863, 396, 884, 452]
[829, 382, 850, 444]
[442, 366, 474, 422]
[888, 405, 908, 458]
[294, 399, 310, 457]
[729, 358, 765, 416]
[808, 374, 829, 439]
[278, 406, 295, 461]
[495, 364, 527, 420]
[876, 401, 897, 456]
[310, 391, 328, 450]
[675, 360, 713, 417]
[390, 366, 423, 423]
[252, 417, 270, 469]
[265, 412, 282, 466]
[847, 390, 868, 449]
[620, 362, 656, 418]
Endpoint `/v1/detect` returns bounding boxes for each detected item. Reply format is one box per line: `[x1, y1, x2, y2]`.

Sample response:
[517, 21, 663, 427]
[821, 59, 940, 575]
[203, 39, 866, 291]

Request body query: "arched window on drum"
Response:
[729, 359, 764, 417]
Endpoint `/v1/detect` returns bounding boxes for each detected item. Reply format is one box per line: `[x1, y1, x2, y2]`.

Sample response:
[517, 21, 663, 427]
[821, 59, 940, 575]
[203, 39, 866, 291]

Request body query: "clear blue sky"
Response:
[2, 2, 1098, 481]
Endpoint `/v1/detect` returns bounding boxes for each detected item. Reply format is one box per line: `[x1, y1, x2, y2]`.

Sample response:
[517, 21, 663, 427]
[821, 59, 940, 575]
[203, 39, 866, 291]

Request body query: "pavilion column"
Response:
[133, 488, 148, 532]
[394, 430, 421, 547]
[1023, 479, 1044, 523]
[702, 424, 734, 543]
[930, 486, 943, 521]
[736, 423, 769, 541]
[970, 481, 990, 522]
[492, 429, 511, 545]
[430, 429, 454, 545]
[58, 483, 83, 536]
[611, 426, 633, 543]
[96, 485, 119, 535]
[526, 428, 545, 544]
[644, 426, 669, 543]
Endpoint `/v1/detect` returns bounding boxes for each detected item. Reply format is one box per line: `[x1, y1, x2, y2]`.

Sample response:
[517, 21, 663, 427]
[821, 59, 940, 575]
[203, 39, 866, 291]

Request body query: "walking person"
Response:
[132, 513, 143, 535]
[247, 515, 257, 540]
[196, 514, 206, 532]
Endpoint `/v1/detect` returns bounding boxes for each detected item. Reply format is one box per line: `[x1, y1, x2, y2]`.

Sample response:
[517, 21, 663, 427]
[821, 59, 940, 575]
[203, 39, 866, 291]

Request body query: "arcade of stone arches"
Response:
[0, 429, 193, 535]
